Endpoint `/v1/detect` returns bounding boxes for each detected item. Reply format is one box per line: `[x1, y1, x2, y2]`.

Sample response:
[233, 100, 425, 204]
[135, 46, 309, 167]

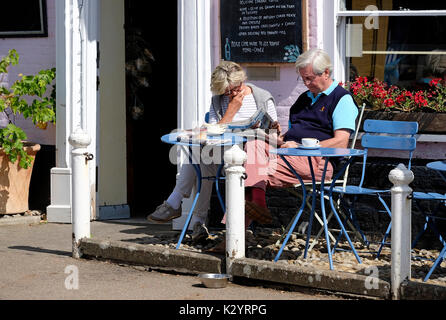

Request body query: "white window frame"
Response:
[327, 0, 446, 83]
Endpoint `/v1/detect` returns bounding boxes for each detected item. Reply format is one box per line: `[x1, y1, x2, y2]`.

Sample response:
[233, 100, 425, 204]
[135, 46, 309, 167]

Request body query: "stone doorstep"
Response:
[400, 280, 446, 300]
[79, 238, 222, 274]
[79, 238, 446, 300]
[0, 215, 42, 226]
[231, 258, 390, 299]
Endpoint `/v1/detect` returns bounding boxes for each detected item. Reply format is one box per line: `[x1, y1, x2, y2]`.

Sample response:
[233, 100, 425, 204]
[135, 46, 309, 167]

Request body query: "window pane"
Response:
[345, 15, 446, 89]
[0, 0, 47, 37]
[345, 0, 446, 11]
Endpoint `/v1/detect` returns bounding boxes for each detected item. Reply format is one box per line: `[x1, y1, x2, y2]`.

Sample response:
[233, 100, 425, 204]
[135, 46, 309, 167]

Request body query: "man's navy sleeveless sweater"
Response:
[284, 85, 355, 143]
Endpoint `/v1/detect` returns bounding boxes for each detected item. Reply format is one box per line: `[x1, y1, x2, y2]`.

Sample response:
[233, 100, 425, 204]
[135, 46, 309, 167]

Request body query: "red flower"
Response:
[396, 93, 406, 104]
[348, 75, 446, 112]
[384, 98, 395, 107]
[429, 78, 441, 87]
[414, 91, 428, 107]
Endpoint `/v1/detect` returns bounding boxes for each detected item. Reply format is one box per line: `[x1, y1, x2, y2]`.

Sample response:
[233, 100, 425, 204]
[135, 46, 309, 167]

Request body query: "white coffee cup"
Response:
[301, 138, 320, 147]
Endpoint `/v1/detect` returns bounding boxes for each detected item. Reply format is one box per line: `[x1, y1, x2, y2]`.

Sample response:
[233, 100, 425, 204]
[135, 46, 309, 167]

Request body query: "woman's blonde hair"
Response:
[295, 48, 333, 76]
[210, 61, 247, 95]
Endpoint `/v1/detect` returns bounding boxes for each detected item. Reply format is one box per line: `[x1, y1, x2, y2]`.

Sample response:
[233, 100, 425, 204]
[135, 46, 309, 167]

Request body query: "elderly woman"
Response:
[147, 61, 278, 241]
[243, 48, 359, 217]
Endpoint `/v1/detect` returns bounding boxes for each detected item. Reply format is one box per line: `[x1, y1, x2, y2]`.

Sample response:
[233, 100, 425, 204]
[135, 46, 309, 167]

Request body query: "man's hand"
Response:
[280, 140, 299, 148]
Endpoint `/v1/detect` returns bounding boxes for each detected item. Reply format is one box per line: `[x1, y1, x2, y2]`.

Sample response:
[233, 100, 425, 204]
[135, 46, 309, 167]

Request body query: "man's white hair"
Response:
[295, 48, 333, 76]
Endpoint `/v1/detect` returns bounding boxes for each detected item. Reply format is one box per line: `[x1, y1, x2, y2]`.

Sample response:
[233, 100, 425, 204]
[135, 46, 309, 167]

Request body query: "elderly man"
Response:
[243, 48, 359, 221]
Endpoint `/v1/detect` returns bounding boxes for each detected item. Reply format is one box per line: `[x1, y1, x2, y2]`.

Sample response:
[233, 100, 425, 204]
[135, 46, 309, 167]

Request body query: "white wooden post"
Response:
[389, 163, 414, 300]
[66, 0, 97, 257]
[69, 130, 93, 258]
[224, 144, 247, 274]
[174, 0, 212, 231]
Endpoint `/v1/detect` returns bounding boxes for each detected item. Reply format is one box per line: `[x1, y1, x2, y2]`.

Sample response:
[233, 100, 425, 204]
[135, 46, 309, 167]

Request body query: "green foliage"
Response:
[0, 49, 56, 169]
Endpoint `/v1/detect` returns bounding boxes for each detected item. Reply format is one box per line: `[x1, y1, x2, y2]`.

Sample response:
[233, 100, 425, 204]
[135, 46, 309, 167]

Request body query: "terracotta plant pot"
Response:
[0, 143, 40, 214]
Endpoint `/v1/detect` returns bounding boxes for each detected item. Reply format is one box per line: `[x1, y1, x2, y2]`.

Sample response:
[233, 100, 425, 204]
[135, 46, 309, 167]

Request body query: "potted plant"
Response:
[0, 49, 55, 214]
[344, 76, 446, 133]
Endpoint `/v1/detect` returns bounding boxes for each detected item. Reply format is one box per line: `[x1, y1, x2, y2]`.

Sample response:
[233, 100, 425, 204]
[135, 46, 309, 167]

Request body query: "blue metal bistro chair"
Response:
[326, 119, 418, 258]
[412, 160, 446, 281]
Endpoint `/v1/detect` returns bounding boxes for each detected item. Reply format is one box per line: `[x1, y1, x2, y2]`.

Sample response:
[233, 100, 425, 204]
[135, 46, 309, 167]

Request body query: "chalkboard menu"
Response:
[220, 0, 302, 63]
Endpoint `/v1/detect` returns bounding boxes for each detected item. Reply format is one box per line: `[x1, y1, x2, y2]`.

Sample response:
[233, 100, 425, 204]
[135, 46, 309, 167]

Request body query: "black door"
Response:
[125, 1, 178, 216]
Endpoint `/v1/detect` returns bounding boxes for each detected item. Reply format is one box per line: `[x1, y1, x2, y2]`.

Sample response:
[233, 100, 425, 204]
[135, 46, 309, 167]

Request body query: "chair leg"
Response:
[330, 198, 367, 255]
[412, 200, 446, 249]
[376, 221, 391, 259]
[308, 210, 335, 251]
[278, 189, 336, 248]
[215, 163, 226, 213]
[424, 244, 446, 282]
[176, 162, 202, 250]
[326, 191, 362, 265]
[276, 189, 305, 245]
[340, 196, 370, 247]
[336, 201, 366, 246]
[274, 205, 306, 262]
[376, 194, 392, 258]
[412, 200, 429, 249]
[176, 190, 200, 249]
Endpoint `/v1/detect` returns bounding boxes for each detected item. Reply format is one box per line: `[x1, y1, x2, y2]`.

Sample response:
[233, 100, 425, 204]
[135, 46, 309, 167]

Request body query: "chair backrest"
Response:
[341, 103, 366, 188]
[361, 119, 418, 152]
[359, 119, 418, 186]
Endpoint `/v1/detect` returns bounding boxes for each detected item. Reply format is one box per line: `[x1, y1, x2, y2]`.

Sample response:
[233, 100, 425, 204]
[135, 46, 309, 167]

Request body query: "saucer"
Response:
[299, 144, 320, 150]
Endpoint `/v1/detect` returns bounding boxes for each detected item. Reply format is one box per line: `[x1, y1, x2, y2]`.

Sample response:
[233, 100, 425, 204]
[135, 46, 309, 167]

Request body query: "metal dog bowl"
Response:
[198, 273, 231, 288]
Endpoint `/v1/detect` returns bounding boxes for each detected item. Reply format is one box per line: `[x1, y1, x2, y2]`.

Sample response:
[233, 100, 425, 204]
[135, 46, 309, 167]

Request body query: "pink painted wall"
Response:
[0, 0, 56, 145]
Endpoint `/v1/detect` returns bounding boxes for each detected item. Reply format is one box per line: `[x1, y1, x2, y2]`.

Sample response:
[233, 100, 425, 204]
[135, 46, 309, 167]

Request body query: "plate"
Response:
[299, 144, 320, 150]
[204, 123, 227, 136]
[207, 131, 225, 136]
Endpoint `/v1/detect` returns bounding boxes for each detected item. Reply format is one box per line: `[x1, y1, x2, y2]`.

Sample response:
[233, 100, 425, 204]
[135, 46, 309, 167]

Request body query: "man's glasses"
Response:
[297, 74, 322, 84]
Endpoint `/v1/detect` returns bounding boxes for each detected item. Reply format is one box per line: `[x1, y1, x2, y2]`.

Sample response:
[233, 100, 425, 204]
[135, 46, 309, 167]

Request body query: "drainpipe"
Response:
[224, 144, 247, 274]
[389, 163, 414, 300]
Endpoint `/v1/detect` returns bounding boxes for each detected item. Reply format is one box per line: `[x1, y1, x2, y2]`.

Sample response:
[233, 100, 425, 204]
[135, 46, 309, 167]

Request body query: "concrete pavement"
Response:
[0, 218, 344, 300]
[1, 216, 446, 300]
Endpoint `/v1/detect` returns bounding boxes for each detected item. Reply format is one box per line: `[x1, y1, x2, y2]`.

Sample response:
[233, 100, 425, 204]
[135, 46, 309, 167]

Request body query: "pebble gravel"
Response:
[132, 226, 446, 287]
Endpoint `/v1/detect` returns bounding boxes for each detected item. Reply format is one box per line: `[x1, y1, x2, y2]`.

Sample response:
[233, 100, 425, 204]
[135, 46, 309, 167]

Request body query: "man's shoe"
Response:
[146, 201, 181, 223]
[245, 200, 272, 225]
[191, 222, 210, 243]
[205, 238, 226, 254]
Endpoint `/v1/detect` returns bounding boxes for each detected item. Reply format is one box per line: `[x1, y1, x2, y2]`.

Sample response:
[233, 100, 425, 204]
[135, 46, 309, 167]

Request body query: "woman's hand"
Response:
[270, 121, 281, 135]
[228, 88, 246, 110]
[220, 88, 247, 124]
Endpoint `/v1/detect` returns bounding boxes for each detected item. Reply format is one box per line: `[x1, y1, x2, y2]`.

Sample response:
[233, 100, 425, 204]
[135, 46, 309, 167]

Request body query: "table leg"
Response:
[319, 159, 334, 270]
[274, 155, 307, 262]
[303, 156, 316, 259]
